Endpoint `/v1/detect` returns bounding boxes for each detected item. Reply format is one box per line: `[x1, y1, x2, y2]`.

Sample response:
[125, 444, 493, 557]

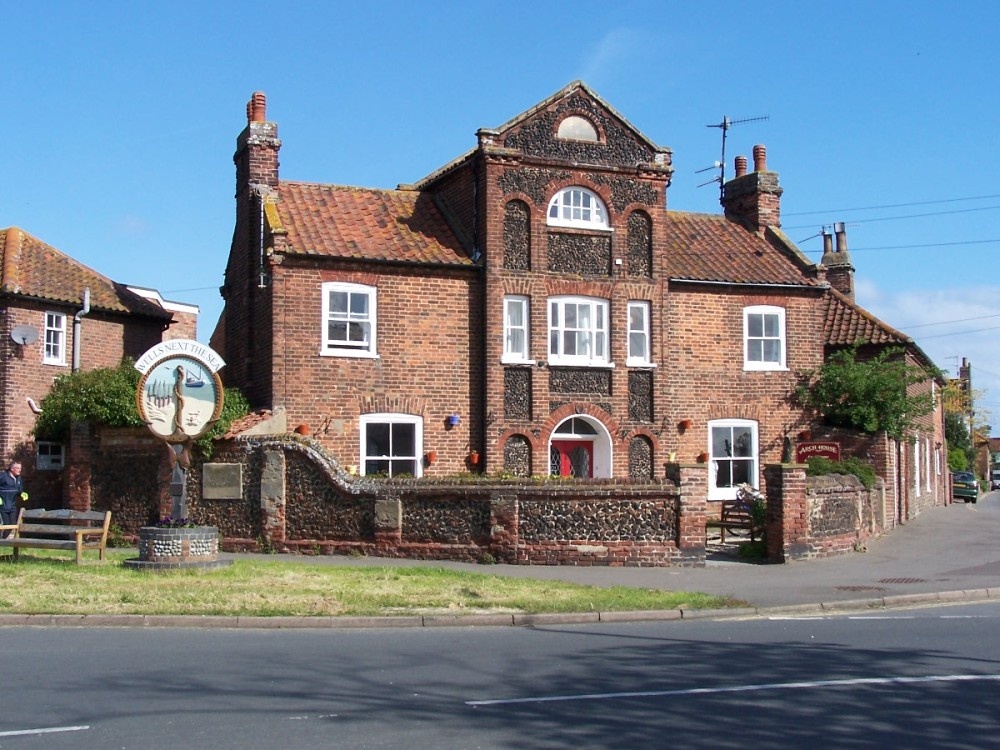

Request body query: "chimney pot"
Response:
[822, 229, 833, 256]
[734, 155, 748, 178]
[248, 91, 267, 123]
[752, 144, 767, 172]
[834, 223, 848, 254]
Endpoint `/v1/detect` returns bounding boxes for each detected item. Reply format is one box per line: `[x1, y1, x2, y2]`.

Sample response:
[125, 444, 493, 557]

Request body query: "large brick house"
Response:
[0, 227, 198, 506]
[217, 82, 946, 519]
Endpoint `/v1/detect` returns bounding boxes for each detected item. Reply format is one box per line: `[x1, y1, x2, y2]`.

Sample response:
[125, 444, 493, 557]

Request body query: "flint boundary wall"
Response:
[68, 428, 889, 566]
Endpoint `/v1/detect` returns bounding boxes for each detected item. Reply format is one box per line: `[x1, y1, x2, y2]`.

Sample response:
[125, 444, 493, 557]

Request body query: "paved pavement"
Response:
[218, 488, 1000, 619]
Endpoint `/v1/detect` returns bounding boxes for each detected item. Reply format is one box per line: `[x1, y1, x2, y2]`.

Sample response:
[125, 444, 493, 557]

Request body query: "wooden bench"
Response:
[706, 499, 760, 544]
[0, 508, 112, 564]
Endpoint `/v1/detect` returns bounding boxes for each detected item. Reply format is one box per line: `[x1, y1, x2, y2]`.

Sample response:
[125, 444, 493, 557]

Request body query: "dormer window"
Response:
[547, 187, 609, 231]
[557, 115, 599, 142]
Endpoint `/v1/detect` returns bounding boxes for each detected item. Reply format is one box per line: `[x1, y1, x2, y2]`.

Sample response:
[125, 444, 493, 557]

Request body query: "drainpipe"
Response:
[72, 288, 91, 372]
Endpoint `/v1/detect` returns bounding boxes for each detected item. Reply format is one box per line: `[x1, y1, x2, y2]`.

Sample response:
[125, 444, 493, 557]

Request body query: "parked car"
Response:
[991, 469, 1000, 491]
[952, 471, 979, 503]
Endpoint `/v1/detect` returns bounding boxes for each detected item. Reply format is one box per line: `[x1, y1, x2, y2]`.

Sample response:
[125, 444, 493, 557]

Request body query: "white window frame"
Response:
[36, 441, 64, 471]
[321, 282, 377, 358]
[548, 296, 611, 367]
[546, 187, 610, 231]
[743, 305, 787, 371]
[43, 311, 67, 366]
[502, 295, 533, 364]
[626, 301, 653, 367]
[360, 413, 422, 478]
[707, 419, 759, 501]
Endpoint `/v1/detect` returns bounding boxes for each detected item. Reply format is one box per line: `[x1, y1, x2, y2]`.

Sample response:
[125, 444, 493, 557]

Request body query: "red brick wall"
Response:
[266, 260, 484, 475]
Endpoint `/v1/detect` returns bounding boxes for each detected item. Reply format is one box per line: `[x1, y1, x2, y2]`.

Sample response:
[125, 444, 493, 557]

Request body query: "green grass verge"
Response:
[0, 550, 743, 617]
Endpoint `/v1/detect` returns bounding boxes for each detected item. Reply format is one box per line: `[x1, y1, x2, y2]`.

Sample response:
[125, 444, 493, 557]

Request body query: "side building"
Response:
[0, 227, 198, 506]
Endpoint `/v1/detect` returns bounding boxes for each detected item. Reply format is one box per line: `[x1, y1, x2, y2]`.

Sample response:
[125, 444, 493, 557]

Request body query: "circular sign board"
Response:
[135, 340, 225, 443]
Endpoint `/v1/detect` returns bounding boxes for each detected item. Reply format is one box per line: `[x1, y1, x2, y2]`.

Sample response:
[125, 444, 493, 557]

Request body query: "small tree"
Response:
[796, 345, 936, 441]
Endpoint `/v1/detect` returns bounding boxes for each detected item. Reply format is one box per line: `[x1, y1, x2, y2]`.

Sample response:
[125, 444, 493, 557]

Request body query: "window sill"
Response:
[320, 349, 379, 359]
[547, 361, 616, 370]
[626, 360, 656, 369]
[743, 364, 789, 372]
[42, 359, 67, 367]
[501, 357, 536, 366]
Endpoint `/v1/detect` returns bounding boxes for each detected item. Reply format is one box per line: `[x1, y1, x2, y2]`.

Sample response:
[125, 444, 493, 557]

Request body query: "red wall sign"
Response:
[795, 441, 841, 463]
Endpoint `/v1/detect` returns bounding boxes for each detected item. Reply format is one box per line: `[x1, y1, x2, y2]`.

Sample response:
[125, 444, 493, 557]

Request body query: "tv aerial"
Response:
[10, 325, 38, 346]
[697, 115, 769, 200]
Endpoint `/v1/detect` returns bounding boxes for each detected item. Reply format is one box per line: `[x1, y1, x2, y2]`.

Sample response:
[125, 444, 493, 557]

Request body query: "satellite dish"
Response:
[10, 325, 39, 346]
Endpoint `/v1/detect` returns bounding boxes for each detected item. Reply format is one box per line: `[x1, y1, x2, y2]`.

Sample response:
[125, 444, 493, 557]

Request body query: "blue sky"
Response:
[4, 1, 999, 431]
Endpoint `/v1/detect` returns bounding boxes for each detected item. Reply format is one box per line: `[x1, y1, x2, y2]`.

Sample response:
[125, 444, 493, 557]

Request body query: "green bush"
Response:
[806, 456, 877, 488]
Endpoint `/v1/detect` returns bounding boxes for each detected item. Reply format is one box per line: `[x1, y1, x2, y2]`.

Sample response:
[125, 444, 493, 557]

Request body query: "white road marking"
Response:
[0, 725, 89, 737]
[466, 673, 1000, 706]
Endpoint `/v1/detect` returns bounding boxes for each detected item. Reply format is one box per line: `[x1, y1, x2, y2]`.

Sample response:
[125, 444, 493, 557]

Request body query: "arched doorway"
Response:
[549, 416, 612, 478]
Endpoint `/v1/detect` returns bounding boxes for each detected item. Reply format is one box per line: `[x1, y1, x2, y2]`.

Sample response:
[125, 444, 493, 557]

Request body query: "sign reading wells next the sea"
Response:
[135, 339, 225, 443]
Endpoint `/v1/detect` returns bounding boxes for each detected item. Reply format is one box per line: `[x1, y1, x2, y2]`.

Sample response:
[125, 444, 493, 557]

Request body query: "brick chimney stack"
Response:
[720, 144, 783, 234]
[235, 91, 281, 193]
[820, 222, 856, 301]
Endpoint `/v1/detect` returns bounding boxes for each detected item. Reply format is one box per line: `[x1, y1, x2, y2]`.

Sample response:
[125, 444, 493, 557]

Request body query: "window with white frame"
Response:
[322, 282, 376, 357]
[360, 414, 422, 477]
[546, 187, 610, 230]
[503, 295, 531, 363]
[43, 312, 66, 365]
[708, 419, 758, 500]
[548, 296, 610, 366]
[36, 441, 64, 471]
[743, 305, 786, 371]
[627, 301, 651, 366]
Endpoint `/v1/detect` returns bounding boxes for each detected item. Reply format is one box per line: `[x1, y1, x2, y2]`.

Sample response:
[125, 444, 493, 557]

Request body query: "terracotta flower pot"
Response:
[697, 452, 710, 464]
[798, 430, 812, 441]
[426, 451, 438, 465]
[294, 424, 310, 436]
[469, 451, 480, 465]
[678, 419, 693, 431]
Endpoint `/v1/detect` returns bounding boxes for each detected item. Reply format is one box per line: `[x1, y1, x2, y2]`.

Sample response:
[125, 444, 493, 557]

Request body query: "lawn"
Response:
[0, 551, 742, 617]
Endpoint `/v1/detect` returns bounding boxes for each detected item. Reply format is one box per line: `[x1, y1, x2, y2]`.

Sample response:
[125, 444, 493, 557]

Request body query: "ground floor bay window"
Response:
[360, 414, 422, 477]
[708, 419, 758, 500]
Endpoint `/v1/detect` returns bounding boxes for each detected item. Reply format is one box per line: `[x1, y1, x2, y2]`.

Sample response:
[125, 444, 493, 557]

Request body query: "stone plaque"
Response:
[202, 463, 243, 500]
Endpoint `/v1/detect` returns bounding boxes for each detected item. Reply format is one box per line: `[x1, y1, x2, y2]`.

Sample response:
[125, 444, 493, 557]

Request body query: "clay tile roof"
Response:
[0, 227, 172, 319]
[823, 287, 910, 347]
[662, 212, 818, 287]
[274, 182, 471, 265]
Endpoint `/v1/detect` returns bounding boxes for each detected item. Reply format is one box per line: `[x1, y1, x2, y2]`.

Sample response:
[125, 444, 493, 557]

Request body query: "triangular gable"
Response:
[485, 81, 672, 171]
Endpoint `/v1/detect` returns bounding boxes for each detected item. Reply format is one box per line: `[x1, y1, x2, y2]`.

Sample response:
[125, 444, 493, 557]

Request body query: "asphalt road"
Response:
[3, 602, 999, 749]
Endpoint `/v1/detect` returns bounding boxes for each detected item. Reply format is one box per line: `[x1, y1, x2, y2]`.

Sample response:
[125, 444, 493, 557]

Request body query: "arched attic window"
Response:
[557, 115, 599, 142]
[547, 187, 610, 231]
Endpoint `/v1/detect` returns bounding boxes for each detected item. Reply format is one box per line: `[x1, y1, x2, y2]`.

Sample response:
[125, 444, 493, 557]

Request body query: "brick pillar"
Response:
[765, 462, 808, 562]
[64, 421, 93, 511]
[489, 491, 518, 563]
[374, 496, 402, 547]
[259, 449, 286, 546]
[670, 461, 707, 565]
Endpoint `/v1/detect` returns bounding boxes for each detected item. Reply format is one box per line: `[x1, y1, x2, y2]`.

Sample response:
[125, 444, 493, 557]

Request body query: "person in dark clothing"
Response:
[0, 461, 25, 532]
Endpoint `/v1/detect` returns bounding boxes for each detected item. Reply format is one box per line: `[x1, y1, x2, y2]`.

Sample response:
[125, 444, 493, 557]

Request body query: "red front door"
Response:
[550, 440, 593, 478]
